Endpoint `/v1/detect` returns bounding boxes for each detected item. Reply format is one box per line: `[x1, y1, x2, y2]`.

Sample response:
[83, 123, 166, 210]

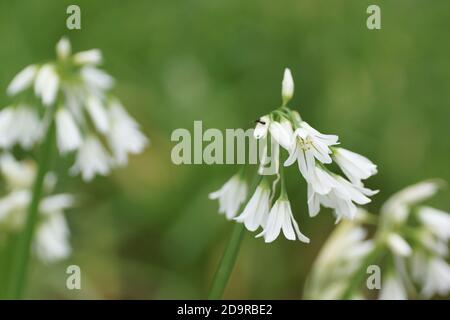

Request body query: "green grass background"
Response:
[0, 0, 449, 299]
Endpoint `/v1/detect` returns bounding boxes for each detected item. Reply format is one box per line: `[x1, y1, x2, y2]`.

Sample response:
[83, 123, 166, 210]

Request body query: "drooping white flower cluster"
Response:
[304, 180, 450, 300]
[0, 37, 148, 181]
[210, 68, 378, 243]
[0, 154, 74, 263]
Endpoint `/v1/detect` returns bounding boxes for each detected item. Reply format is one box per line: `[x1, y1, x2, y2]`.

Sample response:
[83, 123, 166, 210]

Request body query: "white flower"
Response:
[55, 108, 82, 154]
[0, 106, 42, 149]
[421, 258, 450, 298]
[303, 221, 375, 299]
[257, 198, 309, 243]
[418, 207, 450, 241]
[7, 64, 38, 96]
[379, 274, 407, 300]
[81, 66, 114, 91]
[234, 179, 270, 231]
[56, 37, 71, 60]
[34, 64, 60, 106]
[86, 95, 110, 133]
[70, 136, 112, 181]
[281, 68, 294, 105]
[284, 121, 338, 180]
[34, 211, 71, 263]
[333, 147, 377, 185]
[0, 153, 35, 190]
[254, 116, 293, 150]
[107, 101, 148, 165]
[73, 49, 102, 65]
[307, 172, 376, 220]
[269, 118, 293, 150]
[0, 190, 30, 228]
[209, 174, 247, 220]
[254, 116, 270, 139]
[386, 233, 412, 257]
[381, 180, 441, 224]
[0, 155, 74, 263]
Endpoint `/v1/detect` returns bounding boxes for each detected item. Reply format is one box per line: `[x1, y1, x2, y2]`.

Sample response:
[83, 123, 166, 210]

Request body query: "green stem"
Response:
[340, 244, 384, 299]
[7, 119, 55, 299]
[208, 173, 262, 299]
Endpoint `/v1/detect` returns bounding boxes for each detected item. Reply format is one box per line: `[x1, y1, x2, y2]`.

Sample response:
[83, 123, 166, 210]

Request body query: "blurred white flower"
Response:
[107, 100, 149, 165]
[86, 95, 110, 134]
[418, 206, 450, 241]
[0, 105, 42, 149]
[379, 274, 407, 300]
[386, 233, 412, 257]
[421, 258, 450, 298]
[56, 36, 71, 60]
[55, 108, 83, 154]
[257, 198, 309, 243]
[73, 49, 102, 65]
[2, 37, 148, 181]
[34, 64, 60, 106]
[0, 154, 74, 263]
[7, 64, 38, 96]
[303, 220, 374, 299]
[81, 66, 114, 91]
[381, 180, 441, 224]
[209, 173, 248, 220]
[234, 179, 270, 232]
[70, 136, 112, 181]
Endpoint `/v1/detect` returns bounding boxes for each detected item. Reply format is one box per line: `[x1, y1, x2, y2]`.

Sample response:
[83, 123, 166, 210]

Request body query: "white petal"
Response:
[73, 49, 103, 65]
[7, 65, 38, 96]
[281, 68, 294, 104]
[56, 37, 71, 60]
[55, 109, 83, 154]
[387, 233, 412, 257]
[86, 96, 110, 133]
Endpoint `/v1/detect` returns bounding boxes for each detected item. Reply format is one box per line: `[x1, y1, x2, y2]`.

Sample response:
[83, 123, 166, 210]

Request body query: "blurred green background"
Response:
[0, 0, 449, 299]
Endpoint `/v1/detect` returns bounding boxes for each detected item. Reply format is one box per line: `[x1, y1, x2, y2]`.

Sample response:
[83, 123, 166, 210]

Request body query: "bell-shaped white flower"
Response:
[333, 147, 377, 185]
[70, 136, 112, 181]
[7, 64, 38, 96]
[281, 68, 294, 105]
[418, 207, 450, 241]
[421, 258, 450, 298]
[379, 274, 407, 300]
[269, 118, 293, 151]
[56, 37, 71, 60]
[34, 211, 72, 263]
[86, 95, 110, 134]
[55, 108, 83, 154]
[386, 233, 412, 257]
[254, 116, 270, 139]
[81, 66, 114, 91]
[254, 116, 293, 150]
[284, 121, 338, 180]
[381, 180, 442, 224]
[0, 105, 42, 149]
[209, 174, 248, 220]
[0, 153, 35, 190]
[107, 101, 149, 165]
[257, 197, 309, 243]
[73, 49, 102, 65]
[34, 64, 60, 106]
[0, 155, 75, 263]
[234, 179, 270, 231]
[307, 171, 376, 220]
